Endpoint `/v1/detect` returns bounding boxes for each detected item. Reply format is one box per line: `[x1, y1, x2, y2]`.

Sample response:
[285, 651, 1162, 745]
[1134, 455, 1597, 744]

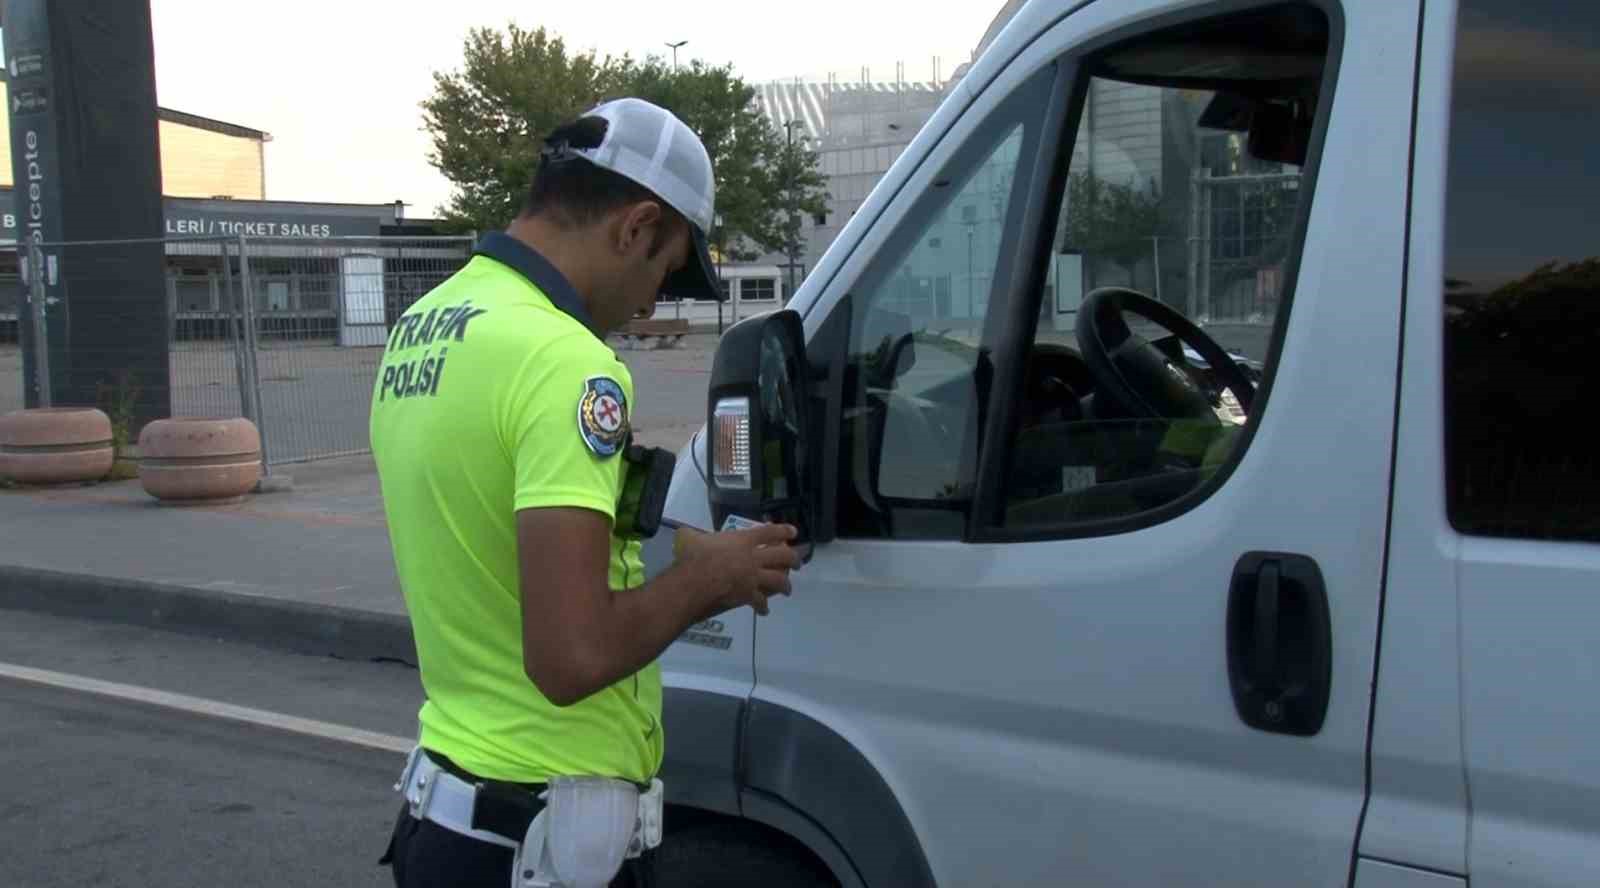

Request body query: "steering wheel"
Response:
[1023, 343, 1086, 426]
[1075, 287, 1256, 421]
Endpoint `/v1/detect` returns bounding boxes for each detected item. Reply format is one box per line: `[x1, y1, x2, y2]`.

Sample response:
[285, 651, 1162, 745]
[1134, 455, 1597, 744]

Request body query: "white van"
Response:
[639, 1, 1598, 886]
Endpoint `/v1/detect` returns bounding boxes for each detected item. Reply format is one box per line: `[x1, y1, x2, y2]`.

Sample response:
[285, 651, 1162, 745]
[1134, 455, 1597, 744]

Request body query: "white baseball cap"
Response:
[544, 97, 722, 303]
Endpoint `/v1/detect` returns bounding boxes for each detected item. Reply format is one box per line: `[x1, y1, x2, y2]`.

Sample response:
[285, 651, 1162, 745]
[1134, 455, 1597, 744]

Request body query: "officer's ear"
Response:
[613, 201, 665, 259]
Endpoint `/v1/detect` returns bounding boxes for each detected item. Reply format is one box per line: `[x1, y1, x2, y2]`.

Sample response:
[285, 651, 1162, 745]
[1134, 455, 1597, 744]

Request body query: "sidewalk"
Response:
[0, 454, 413, 661]
[0, 417, 695, 661]
[1, 455, 401, 614]
[0, 321, 709, 657]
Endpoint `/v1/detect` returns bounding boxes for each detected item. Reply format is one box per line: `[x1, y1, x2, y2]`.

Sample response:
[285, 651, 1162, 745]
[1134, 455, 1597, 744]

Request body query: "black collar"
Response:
[473, 231, 600, 338]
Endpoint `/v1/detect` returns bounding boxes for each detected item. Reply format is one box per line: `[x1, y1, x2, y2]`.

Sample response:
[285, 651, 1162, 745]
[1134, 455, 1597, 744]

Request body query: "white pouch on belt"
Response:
[512, 776, 665, 888]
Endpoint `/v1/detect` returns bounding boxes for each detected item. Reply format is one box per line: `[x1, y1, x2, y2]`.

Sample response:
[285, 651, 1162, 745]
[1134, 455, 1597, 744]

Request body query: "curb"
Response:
[0, 565, 416, 665]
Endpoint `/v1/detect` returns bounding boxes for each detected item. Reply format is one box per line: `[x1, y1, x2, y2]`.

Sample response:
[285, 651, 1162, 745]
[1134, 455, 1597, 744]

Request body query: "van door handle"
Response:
[1253, 560, 1280, 688]
[1227, 552, 1331, 736]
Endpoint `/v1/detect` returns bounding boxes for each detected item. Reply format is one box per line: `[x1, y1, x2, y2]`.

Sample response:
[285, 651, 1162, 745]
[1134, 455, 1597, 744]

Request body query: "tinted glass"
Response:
[1443, 0, 1600, 541]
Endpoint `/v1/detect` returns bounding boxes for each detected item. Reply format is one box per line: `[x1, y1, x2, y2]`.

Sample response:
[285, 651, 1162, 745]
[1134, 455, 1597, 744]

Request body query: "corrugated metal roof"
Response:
[754, 80, 944, 142]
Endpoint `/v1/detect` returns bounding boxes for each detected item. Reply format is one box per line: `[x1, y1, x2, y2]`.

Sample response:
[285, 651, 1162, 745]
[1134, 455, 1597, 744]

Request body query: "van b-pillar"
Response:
[2, 0, 170, 428]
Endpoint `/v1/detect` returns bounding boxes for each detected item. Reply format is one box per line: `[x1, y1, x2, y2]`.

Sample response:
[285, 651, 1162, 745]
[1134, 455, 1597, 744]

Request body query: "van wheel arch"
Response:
[661, 805, 849, 888]
[661, 689, 932, 888]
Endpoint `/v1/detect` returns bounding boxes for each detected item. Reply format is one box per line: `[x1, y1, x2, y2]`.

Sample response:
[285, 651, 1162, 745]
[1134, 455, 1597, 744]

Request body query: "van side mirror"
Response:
[706, 309, 815, 558]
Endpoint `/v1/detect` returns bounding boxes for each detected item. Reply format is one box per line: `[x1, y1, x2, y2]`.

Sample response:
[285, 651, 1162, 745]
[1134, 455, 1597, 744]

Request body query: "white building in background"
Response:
[685, 0, 1024, 321]
[688, 0, 1295, 329]
[753, 74, 951, 276]
[662, 71, 955, 327]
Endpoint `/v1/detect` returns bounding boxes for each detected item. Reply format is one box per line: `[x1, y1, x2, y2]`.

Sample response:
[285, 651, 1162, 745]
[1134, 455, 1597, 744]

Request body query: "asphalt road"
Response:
[1, 680, 404, 888]
[0, 610, 420, 888]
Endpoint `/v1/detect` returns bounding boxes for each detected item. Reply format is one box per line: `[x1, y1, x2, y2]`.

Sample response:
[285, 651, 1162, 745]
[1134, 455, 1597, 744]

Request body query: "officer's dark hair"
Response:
[520, 115, 684, 259]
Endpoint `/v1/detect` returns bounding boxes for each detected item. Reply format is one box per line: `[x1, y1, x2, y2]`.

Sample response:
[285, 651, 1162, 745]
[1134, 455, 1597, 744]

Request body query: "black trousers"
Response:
[381, 801, 657, 887]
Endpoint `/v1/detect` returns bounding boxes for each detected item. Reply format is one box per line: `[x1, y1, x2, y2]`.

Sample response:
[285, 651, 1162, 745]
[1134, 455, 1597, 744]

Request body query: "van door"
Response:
[747, 2, 1418, 886]
[1412, 1, 1600, 885]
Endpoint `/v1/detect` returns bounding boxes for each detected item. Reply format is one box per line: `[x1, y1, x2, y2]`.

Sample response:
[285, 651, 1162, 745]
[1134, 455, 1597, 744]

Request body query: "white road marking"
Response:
[0, 660, 412, 754]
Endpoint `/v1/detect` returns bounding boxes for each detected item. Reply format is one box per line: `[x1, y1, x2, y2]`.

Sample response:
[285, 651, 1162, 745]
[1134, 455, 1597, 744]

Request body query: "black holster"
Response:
[615, 445, 675, 539]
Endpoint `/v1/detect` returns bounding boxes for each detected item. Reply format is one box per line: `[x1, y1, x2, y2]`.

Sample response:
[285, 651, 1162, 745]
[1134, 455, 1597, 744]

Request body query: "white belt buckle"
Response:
[629, 778, 664, 858]
[394, 746, 423, 795]
[412, 768, 441, 820]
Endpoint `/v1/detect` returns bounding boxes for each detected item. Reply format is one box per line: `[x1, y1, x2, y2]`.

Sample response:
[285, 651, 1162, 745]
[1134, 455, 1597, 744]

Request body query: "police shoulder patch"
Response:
[578, 376, 629, 458]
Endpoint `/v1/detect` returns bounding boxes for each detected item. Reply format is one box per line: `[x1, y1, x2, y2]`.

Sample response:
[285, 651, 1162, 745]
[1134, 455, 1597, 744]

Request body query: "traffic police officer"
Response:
[370, 97, 800, 887]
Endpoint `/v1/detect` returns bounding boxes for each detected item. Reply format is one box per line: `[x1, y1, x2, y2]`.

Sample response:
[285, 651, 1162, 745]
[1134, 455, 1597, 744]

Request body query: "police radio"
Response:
[616, 443, 675, 539]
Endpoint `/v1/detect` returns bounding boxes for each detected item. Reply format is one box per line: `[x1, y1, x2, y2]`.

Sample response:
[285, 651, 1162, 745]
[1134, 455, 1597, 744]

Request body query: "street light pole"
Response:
[714, 213, 725, 334]
[665, 40, 687, 71]
[961, 204, 978, 326]
[783, 119, 800, 303]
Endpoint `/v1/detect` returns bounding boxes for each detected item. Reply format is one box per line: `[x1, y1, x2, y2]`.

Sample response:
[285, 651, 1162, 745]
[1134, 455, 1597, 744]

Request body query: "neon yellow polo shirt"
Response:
[368, 231, 657, 784]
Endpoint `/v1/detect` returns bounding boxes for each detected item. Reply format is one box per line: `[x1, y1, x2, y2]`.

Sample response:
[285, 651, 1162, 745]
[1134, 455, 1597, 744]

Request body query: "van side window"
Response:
[997, 5, 1333, 533]
[834, 73, 1053, 540]
[1443, 0, 1600, 543]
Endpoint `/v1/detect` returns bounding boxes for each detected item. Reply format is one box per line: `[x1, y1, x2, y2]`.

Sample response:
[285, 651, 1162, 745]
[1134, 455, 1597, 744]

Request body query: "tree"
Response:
[770, 127, 829, 293]
[420, 25, 828, 262]
[609, 58, 825, 266]
[420, 25, 622, 231]
[1058, 172, 1166, 288]
[1444, 257, 1600, 538]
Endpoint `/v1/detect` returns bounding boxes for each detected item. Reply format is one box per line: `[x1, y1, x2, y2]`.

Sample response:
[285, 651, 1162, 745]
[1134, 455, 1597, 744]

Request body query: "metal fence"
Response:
[0, 259, 23, 417]
[1188, 170, 1302, 325]
[229, 236, 473, 465]
[6, 235, 473, 467]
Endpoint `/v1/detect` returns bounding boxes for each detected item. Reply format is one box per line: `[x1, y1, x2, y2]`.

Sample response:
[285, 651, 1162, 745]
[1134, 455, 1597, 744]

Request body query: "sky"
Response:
[145, 0, 1000, 218]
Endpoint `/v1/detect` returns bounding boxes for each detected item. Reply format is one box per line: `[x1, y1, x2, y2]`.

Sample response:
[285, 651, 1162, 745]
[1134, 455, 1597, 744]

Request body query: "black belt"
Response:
[424, 749, 547, 842]
[422, 749, 660, 857]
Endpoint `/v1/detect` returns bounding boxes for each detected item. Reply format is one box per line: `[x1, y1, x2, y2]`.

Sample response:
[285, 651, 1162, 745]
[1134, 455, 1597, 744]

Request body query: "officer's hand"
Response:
[676, 523, 801, 616]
